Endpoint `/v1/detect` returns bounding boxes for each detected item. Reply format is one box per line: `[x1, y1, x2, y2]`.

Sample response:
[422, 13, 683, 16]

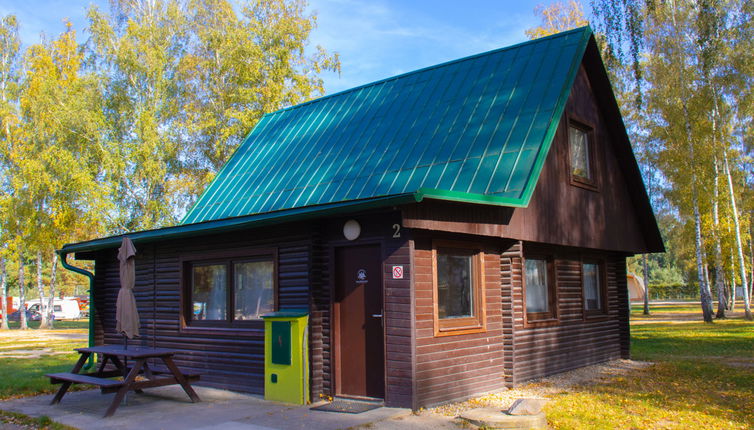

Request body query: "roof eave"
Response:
[59, 193, 420, 256]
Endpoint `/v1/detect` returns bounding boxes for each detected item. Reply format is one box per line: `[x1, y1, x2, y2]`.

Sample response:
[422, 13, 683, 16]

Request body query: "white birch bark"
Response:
[37, 251, 50, 329]
[18, 254, 27, 330]
[47, 252, 57, 329]
[711, 154, 726, 318]
[723, 151, 751, 319]
[730, 250, 737, 310]
[1, 257, 8, 330]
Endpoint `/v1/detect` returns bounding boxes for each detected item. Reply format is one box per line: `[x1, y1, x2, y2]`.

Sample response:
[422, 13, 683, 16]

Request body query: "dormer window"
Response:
[568, 120, 597, 190]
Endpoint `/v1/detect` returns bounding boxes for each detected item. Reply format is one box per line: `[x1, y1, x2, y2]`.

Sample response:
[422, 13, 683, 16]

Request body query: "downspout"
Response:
[59, 251, 95, 370]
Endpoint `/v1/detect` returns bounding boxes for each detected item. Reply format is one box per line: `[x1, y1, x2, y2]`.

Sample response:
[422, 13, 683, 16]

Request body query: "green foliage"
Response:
[86, 0, 339, 231]
[646, 283, 698, 300]
[591, 0, 754, 317]
[0, 0, 339, 297]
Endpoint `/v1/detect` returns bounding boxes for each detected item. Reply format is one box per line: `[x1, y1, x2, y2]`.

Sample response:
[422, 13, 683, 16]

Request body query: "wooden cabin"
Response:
[60, 27, 663, 409]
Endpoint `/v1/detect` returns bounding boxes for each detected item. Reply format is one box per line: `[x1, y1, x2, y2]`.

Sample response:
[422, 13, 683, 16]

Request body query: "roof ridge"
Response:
[264, 26, 592, 118]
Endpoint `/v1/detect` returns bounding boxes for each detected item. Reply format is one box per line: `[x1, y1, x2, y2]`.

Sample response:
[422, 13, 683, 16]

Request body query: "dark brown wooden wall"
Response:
[92, 225, 313, 394]
[506, 65, 646, 252]
[402, 66, 651, 255]
[91, 210, 414, 405]
[502, 240, 630, 384]
[412, 235, 506, 407]
[313, 212, 413, 408]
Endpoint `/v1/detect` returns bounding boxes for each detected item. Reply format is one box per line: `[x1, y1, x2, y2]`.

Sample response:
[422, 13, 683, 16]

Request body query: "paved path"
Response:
[0, 386, 463, 430]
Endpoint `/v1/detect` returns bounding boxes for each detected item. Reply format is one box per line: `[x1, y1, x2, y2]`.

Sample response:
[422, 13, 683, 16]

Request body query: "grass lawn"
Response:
[544, 303, 754, 429]
[5, 320, 89, 330]
[0, 320, 89, 401]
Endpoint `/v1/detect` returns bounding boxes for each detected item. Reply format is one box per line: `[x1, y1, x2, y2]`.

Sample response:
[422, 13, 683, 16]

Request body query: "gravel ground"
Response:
[428, 359, 652, 417]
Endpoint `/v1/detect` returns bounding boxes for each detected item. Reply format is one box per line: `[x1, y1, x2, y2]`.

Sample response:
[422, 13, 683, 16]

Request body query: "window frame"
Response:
[431, 240, 486, 337]
[567, 117, 598, 191]
[581, 258, 607, 317]
[180, 247, 278, 330]
[522, 253, 558, 325]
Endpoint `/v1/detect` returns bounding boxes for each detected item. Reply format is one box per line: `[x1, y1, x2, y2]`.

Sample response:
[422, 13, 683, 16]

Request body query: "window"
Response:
[433, 242, 485, 335]
[582, 261, 606, 315]
[524, 256, 557, 322]
[568, 121, 597, 189]
[184, 250, 276, 328]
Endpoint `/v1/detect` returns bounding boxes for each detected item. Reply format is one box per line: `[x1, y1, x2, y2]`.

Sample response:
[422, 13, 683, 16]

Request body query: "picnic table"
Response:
[46, 345, 201, 417]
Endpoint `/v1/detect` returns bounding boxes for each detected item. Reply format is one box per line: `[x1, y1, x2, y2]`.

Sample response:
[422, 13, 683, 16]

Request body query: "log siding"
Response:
[413, 236, 506, 407]
[92, 227, 313, 394]
[509, 241, 629, 384]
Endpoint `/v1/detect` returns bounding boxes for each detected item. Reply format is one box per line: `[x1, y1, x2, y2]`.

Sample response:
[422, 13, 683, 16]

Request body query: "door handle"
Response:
[371, 314, 383, 318]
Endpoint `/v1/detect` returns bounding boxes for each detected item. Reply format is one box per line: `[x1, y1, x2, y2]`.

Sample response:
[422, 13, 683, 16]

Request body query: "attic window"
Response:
[568, 121, 597, 189]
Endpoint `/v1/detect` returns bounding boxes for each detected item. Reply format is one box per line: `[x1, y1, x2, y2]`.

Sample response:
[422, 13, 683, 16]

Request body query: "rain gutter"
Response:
[58, 251, 95, 369]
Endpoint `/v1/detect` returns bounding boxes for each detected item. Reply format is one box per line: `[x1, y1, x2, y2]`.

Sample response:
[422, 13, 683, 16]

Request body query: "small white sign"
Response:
[392, 265, 404, 279]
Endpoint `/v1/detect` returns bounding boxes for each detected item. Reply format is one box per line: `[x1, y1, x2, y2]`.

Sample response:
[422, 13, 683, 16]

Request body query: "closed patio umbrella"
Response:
[116, 237, 139, 345]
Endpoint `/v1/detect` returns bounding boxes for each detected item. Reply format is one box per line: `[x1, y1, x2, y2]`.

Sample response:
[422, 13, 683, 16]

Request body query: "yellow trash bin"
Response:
[262, 310, 309, 404]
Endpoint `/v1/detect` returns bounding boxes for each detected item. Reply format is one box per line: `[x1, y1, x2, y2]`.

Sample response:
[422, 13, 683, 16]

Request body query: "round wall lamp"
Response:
[343, 219, 361, 241]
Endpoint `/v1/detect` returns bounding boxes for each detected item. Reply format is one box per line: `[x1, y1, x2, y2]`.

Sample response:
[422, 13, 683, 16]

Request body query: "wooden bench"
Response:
[46, 372, 124, 389]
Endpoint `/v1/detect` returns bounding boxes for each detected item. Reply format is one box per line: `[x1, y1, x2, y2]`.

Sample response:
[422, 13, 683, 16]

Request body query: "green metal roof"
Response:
[182, 27, 592, 225]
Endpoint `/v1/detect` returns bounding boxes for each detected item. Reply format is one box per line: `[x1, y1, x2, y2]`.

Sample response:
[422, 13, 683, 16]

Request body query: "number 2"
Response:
[392, 223, 401, 238]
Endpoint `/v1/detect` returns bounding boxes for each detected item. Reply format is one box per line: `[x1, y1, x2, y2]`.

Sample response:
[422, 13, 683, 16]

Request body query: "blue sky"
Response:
[0, 0, 566, 95]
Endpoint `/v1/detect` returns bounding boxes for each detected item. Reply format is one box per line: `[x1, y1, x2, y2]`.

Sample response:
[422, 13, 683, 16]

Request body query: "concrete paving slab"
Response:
[0, 386, 413, 430]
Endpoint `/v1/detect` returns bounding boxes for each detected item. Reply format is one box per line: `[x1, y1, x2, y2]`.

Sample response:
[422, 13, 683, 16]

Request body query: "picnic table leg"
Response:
[107, 356, 144, 393]
[50, 352, 90, 405]
[96, 355, 111, 377]
[162, 356, 200, 403]
[109, 355, 125, 372]
[104, 358, 145, 418]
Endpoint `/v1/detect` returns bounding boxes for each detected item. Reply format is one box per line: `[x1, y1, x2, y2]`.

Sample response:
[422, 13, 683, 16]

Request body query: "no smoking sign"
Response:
[392, 265, 404, 279]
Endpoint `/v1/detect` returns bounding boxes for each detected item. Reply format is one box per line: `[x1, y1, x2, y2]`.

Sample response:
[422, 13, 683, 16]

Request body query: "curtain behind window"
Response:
[525, 259, 548, 313]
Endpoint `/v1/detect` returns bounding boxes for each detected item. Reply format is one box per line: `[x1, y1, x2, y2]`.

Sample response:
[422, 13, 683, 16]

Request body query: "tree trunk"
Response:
[729, 251, 737, 310]
[723, 151, 751, 320]
[749, 217, 754, 308]
[47, 252, 58, 329]
[1, 257, 8, 330]
[19, 254, 28, 330]
[672, 1, 711, 322]
[642, 254, 650, 315]
[37, 251, 50, 329]
[693, 189, 714, 322]
[711, 155, 726, 318]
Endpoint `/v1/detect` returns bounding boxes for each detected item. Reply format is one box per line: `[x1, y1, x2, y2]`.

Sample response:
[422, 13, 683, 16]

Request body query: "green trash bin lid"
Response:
[261, 310, 308, 318]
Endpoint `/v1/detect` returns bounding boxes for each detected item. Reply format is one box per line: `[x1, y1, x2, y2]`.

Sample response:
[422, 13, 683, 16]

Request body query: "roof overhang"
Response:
[59, 193, 420, 256]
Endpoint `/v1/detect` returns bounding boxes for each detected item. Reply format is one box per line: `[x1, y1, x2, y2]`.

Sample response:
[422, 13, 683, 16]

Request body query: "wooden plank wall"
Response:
[382, 234, 413, 408]
[505, 240, 629, 384]
[413, 236, 505, 407]
[314, 212, 412, 407]
[91, 226, 313, 395]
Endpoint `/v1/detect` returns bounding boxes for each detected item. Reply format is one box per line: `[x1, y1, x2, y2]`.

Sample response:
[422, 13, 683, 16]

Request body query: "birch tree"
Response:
[17, 251, 26, 329]
[525, 1, 589, 39]
[0, 255, 8, 330]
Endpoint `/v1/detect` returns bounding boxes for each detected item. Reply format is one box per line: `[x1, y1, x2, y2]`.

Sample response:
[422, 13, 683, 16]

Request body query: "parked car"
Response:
[7, 309, 49, 321]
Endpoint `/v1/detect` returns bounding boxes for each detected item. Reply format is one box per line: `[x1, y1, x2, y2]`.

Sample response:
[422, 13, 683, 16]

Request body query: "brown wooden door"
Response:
[335, 244, 385, 399]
